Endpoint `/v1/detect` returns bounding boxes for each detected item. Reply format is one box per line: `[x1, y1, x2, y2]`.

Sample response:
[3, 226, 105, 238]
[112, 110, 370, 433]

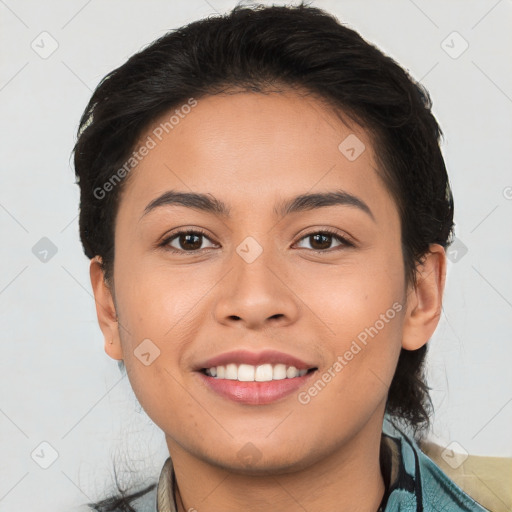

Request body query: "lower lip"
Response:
[196, 370, 317, 405]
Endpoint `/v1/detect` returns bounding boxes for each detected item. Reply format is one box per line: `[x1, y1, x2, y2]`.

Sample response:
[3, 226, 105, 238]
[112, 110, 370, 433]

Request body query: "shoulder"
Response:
[420, 438, 512, 512]
[382, 418, 496, 512]
[417, 447, 491, 511]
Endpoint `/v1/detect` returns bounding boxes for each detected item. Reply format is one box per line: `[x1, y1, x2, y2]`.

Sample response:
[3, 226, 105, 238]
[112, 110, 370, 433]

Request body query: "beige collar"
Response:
[156, 457, 177, 512]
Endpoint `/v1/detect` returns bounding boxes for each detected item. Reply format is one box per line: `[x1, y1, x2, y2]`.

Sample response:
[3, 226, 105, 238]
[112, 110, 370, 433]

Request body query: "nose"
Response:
[211, 239, 301, 331]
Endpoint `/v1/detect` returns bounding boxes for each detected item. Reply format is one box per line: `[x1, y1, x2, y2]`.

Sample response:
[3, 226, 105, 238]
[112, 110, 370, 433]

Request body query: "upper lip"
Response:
[195, 349, 318, 371]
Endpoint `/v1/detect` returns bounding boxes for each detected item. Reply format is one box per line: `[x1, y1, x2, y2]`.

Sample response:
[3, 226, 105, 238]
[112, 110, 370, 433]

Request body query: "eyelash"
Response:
[159, 228, 355, 255]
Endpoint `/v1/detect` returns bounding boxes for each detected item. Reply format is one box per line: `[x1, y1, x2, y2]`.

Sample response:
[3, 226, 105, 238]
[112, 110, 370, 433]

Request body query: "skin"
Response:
[90, 90, 446, 512]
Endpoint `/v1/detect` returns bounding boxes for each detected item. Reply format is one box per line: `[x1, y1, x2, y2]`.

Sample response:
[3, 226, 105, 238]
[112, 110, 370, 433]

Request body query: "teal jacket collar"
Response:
[381, 416, 489, 511]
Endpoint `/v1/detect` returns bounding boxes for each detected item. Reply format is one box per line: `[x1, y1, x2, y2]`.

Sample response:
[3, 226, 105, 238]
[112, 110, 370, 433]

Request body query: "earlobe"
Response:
[89, 256, 124, 361]
[401, 244, 447, 351]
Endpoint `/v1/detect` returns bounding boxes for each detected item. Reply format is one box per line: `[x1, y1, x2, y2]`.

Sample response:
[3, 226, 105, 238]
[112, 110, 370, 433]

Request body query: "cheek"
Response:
[296, 300, 404, 439]
[292, 245, 406, 400]
[113, 272, 197, 429]
[293, 242, 405, 332]
[112, 260, 211, 409]
[114, 257, 203, 337]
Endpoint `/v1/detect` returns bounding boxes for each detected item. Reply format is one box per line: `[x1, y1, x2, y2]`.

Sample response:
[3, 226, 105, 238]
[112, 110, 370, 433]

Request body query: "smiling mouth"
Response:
[200, 363, 318, 382]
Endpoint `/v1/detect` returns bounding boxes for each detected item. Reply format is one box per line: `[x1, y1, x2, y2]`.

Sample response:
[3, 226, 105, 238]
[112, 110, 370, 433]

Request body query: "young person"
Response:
[73, 3, 491, 511]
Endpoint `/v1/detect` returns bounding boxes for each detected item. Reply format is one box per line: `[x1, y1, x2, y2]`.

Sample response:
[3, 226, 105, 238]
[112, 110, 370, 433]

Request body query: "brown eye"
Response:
[163, 230, 217, 253]
[309, 233, 332, 250]
[176, 233, 203, 251]
[295, 230, 354, 252]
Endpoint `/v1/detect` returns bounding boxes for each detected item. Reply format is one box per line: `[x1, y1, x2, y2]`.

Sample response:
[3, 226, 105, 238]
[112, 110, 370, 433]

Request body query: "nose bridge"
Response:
[212, 229, 299, 329]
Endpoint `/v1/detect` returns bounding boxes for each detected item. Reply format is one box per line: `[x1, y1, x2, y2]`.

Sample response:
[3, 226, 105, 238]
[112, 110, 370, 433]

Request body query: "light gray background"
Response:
[1, 0, 511, 510]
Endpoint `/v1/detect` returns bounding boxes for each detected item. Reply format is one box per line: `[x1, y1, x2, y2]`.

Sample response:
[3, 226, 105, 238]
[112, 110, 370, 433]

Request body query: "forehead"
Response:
[118, 90, 394, 221]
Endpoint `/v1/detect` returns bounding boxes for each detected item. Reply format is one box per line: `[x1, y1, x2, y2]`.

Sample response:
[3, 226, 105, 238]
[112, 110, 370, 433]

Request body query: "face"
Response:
[92, 90, 439, 474]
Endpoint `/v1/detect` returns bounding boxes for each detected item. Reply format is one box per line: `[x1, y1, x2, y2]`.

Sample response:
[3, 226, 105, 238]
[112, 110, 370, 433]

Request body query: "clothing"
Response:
[419, 439, 511, 512]
[100, 416, 491, 512]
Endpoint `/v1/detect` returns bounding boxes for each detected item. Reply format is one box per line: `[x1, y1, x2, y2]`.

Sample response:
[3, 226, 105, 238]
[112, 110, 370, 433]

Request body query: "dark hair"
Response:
[87, 483, 156, 512]
[74, 2, 454, 509]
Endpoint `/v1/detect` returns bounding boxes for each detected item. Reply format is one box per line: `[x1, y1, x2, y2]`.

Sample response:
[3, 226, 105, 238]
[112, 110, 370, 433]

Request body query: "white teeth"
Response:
[286, 366, 298, 378]
[204, 363, 313, 381]
[238, 364, 255, 382]
[225, 363, 238, 380]
[255, 363, 273, 381]
[273, 363, 287, 380]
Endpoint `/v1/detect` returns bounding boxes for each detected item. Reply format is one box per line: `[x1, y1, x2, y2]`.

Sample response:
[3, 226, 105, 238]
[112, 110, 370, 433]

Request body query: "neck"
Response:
[166, 413, 387, 512]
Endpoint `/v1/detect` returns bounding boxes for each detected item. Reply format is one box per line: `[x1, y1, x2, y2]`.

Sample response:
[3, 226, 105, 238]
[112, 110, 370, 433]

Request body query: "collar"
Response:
[156, 455, 176, 512]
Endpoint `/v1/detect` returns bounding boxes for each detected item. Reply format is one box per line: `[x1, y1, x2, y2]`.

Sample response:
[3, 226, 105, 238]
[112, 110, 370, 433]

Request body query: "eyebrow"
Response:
[141, 189, 375, 222]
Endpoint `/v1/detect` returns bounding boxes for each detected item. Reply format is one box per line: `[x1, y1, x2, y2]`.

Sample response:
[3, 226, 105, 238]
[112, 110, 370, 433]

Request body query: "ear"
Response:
[89, 256, 123, 360]
[401, 243, 447, 351]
